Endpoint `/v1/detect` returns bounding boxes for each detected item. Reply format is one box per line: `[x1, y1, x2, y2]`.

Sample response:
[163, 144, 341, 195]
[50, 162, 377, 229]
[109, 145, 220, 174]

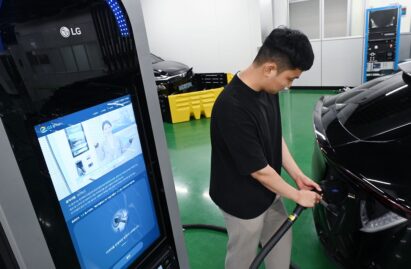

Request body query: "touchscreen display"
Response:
[34, 95, 160, 269]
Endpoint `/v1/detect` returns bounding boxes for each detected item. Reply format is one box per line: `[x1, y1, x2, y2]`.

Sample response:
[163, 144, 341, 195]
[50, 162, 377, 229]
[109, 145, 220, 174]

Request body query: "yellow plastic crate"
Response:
[226, 72, 234, 84]
[167, 73, 233, 123]
[168, 87, 223, 123]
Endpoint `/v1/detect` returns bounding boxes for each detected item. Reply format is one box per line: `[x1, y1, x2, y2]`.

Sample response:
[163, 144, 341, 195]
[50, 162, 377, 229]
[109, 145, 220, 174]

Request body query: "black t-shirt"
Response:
[209, 74, 282, 219]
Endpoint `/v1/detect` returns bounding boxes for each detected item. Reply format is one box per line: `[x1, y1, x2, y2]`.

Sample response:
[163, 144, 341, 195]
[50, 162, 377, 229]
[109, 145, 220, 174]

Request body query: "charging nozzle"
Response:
[319, 199, 339, 216]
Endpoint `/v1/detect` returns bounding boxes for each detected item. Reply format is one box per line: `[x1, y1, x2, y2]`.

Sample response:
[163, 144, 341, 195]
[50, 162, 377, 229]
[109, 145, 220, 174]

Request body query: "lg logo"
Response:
[59, 26, 82, 38]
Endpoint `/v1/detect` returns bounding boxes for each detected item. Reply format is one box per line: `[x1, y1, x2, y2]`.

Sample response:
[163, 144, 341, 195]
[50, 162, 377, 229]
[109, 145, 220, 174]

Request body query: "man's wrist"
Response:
[293, 189, 301, 204]
[292, 172, 305, 182]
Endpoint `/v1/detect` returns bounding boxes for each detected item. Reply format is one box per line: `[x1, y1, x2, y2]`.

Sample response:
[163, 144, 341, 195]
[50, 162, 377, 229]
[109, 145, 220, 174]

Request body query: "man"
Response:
[209, 27, 322, 269]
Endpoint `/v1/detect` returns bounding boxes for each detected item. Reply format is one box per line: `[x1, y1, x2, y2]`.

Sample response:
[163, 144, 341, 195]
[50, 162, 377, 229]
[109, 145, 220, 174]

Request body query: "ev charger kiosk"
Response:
[0, 0, 189, 268]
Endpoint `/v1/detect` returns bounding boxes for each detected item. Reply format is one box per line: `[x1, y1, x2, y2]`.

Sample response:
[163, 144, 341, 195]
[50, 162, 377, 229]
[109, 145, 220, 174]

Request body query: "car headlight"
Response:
[360, 200, 407, 233]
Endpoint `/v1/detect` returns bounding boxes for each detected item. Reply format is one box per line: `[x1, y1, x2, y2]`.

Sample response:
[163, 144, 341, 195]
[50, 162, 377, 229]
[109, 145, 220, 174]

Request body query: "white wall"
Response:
[259, 0, 274, 41]
[292, 40, 322, 86]
[400, 33, 411, 60]
[321, 37, 363, 86]
[140, 0, 261, 73]
[273, 0, 289, 28]
[350, 0, 365, 36]
[289, 0, 320, 39]
[324, 0, 347, 38]
[140, 0, 410, 86]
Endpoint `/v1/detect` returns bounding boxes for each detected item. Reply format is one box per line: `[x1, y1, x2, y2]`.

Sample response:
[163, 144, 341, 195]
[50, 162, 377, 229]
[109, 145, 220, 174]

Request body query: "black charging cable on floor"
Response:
[182, 223, 300, 269]
[182, 223, 227, 233]
[183, 189, 331, 269]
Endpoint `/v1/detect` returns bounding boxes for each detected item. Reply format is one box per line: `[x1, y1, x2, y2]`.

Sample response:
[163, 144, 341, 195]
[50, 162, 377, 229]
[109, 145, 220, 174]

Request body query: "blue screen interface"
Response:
[35, 95, 161, 269]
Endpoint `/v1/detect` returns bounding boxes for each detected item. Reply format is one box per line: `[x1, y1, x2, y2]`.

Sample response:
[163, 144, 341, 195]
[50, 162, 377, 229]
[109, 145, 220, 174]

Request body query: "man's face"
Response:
[103, 123, 112, 136]
[263, 65, 302, 94]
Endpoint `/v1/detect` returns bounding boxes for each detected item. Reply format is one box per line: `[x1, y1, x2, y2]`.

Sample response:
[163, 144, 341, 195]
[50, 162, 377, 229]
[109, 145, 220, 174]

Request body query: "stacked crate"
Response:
[161, 73, 233, 123]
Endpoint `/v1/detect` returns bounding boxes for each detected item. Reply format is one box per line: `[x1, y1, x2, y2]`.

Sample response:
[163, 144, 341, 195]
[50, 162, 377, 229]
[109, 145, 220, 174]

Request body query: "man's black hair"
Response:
[254, 27, 314, 72]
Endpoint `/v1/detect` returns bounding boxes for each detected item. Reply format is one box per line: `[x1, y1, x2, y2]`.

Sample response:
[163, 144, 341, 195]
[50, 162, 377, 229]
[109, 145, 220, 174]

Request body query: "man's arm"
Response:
[251, 165, 321, 208]
[281, 137, 321, 191]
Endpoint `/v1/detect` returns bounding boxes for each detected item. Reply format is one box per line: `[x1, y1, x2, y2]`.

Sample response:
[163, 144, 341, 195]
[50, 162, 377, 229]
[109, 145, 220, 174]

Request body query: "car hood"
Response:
[313, 61, 411, 217]
[152, 60, 190, 76]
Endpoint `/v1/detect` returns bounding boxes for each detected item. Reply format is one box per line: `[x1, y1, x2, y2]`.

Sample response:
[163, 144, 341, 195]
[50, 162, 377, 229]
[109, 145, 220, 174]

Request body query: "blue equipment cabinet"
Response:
[364, 5, 402, 82]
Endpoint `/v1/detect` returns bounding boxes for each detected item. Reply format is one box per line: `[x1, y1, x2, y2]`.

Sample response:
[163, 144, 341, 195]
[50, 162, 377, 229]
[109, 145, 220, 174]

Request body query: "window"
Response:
[289, 0, 320, 39]
[323, 0, 365, 38]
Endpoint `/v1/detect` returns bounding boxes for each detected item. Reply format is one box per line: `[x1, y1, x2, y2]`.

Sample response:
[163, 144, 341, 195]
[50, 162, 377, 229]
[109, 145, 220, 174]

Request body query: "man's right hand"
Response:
[296, 189, 322, 208]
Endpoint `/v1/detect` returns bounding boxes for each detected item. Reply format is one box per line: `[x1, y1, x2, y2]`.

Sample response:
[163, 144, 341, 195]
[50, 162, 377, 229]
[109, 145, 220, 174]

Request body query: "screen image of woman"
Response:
[94, 120, 132, 163]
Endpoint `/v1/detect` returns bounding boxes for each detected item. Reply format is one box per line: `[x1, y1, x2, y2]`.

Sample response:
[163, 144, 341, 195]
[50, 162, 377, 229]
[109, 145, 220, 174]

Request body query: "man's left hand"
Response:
[294, 174, 322, 192]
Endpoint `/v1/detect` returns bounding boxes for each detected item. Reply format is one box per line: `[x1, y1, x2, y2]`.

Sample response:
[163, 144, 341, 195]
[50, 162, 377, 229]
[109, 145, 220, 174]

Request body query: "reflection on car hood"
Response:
[313, 63, 411, 217]
[152, 60, 190, 76]
[316, 70, 411, 146]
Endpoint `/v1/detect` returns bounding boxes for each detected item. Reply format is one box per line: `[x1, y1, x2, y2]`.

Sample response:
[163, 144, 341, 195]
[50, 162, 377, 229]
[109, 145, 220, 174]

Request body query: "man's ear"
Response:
[263, 62, 278, 77]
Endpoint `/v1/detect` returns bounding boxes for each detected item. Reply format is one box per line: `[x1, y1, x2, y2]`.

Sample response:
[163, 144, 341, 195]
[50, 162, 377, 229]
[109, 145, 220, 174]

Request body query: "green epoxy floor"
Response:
[164, 90, 339, 269]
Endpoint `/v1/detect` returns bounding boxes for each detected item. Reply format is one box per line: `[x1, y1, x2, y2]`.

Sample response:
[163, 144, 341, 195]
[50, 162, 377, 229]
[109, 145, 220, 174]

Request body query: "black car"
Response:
[150, 53, 194, 95]
[312, 61, 411, 269]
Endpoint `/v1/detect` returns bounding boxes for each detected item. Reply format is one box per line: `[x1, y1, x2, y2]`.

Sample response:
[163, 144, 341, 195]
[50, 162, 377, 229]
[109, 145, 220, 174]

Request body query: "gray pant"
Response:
[222, 197, 292, 269]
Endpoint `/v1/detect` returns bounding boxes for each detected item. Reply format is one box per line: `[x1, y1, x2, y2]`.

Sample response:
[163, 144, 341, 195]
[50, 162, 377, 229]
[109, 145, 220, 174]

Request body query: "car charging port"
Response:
[317, 180, 349, 217]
